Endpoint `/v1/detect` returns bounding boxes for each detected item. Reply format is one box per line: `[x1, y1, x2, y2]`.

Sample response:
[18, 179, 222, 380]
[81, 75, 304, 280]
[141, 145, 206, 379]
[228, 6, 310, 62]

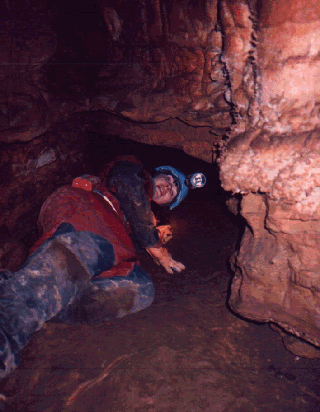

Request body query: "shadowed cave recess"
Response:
[1, 0, 320, 410]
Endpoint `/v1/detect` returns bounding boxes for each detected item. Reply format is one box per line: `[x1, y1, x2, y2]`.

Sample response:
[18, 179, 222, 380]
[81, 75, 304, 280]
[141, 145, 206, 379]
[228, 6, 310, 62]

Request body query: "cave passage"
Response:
[0, 139, 319, 411]
[2, 0, 320, 408]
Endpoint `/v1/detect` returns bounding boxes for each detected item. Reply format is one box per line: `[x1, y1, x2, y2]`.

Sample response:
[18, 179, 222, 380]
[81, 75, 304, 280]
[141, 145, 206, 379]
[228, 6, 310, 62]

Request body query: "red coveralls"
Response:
[0, 157, 156, 380]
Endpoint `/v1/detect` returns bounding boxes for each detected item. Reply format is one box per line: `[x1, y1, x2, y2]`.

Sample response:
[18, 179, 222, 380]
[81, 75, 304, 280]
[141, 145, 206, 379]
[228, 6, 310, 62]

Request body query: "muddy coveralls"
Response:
[0, 157, 160, 379]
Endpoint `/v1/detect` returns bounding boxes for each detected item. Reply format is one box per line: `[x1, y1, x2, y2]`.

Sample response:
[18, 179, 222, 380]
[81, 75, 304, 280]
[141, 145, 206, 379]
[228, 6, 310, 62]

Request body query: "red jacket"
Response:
[30, 179, 138, 278]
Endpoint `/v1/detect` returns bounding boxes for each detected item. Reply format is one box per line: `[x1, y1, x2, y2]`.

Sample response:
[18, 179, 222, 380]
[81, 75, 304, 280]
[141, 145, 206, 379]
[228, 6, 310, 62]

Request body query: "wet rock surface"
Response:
[0, 201, 319, 412]
[220, 129, 320, 346]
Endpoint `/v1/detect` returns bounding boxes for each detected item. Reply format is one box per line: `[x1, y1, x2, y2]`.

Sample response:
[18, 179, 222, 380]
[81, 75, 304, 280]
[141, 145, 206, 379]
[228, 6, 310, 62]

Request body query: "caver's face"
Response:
[152, 174, 178, 206]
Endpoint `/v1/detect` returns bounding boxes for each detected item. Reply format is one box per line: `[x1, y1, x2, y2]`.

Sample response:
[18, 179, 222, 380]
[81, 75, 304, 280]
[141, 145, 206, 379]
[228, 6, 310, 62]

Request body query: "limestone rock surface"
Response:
[219, 0, 320, 347]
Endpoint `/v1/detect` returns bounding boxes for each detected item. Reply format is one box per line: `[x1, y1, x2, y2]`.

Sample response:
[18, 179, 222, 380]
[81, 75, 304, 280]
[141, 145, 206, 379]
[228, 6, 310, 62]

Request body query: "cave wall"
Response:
[2, 0, 320, 346]
[1, 0, 232, 146]
[0, 118, 89, 247]
[219, 0, 320, 345]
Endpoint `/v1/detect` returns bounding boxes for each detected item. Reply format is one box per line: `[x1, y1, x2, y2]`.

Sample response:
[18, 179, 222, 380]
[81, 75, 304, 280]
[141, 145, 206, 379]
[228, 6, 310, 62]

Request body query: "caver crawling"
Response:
[0, 155, 205, 379]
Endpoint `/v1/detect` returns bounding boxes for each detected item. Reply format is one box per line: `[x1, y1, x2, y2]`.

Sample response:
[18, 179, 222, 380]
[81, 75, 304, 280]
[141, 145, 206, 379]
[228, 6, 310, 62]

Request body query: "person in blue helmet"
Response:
[154, 165, 207, 210]
[103, 156, 206, 273]
[0, 155, 205, 380]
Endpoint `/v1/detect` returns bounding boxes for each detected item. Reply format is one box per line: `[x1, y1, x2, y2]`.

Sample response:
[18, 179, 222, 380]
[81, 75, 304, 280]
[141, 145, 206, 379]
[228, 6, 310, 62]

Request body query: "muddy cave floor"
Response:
[1, 200, 320, 412]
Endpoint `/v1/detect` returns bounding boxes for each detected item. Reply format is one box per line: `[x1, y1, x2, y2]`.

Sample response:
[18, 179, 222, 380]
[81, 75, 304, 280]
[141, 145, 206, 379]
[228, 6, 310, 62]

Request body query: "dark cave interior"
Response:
[1, 0, 320, 410]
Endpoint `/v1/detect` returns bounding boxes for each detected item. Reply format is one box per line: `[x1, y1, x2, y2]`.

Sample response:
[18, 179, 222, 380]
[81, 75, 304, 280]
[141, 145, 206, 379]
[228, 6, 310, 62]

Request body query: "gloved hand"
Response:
[146, 246, 185, 274]
[156, 225, 173, 245]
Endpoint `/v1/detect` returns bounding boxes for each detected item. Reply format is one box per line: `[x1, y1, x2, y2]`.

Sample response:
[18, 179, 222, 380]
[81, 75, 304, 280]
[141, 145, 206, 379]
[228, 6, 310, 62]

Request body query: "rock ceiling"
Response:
[1, 0, 233, 161]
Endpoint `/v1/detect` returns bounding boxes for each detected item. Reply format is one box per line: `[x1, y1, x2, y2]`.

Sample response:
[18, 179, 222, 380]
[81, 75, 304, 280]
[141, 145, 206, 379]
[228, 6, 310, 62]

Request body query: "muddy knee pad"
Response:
[55, 264, 154, 324]
[92, 264, 154, 317]
[124, 264, 155, 312]
[0, 329, 19, 380]
[48, 223, 115, 277]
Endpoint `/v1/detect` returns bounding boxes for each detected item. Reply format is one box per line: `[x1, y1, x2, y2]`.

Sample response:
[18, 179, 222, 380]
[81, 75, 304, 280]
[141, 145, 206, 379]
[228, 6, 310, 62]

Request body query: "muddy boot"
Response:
[54, 264, 154, 324]
[0, 223, 115, 380]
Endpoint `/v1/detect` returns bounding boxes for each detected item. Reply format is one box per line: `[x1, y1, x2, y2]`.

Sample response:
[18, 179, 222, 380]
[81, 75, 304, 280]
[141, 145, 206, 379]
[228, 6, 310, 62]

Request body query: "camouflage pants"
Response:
[0, 223, 154, 379]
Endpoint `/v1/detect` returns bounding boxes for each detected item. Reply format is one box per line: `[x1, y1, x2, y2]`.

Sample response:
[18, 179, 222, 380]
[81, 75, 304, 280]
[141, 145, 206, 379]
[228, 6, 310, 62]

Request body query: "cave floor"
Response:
[0, 200, 320, 412]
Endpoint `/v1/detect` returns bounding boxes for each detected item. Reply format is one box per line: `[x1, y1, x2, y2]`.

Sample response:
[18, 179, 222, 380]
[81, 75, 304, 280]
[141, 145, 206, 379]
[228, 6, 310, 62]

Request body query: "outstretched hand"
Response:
[146, 246, 185, 274]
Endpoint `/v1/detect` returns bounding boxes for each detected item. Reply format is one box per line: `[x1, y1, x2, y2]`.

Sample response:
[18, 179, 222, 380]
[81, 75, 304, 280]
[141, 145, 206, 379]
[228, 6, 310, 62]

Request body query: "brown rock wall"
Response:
[218, 0, 320, 346]
[219, 0, 256, 128]
[0, 119, 89, 245]
[0, 1, 56, 142]
[220, 130, 320, 208]
[229, 192, 320, 345]
[220, 128, 320, 345]
[85, 112, 215, 163]
[257, 0, 320, 134]
[0, 0, 232, 149]
[94, 0, 229, 128]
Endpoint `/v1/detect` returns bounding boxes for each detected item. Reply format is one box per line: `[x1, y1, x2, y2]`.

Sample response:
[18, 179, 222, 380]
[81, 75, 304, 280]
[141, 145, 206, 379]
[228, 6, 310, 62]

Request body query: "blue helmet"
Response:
[155, 166, 206, 210]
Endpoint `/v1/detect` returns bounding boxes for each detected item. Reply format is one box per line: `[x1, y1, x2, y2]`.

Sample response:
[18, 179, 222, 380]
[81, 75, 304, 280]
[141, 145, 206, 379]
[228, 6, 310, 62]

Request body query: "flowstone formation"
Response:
[221, 132, 320, 347]
[2, 0, 320, 348]
[219, 0, 320, 346]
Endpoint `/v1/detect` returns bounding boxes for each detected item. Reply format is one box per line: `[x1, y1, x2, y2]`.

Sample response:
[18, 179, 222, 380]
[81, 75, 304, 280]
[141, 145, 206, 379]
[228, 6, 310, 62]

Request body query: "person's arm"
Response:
[107, 160, 160, 248]
[107, 160, 185, 273]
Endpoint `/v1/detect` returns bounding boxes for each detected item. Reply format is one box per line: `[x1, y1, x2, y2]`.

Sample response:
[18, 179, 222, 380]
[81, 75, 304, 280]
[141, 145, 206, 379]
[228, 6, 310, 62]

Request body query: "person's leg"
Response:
[0, 223, 115, 379]
[54, 264, 154, 324]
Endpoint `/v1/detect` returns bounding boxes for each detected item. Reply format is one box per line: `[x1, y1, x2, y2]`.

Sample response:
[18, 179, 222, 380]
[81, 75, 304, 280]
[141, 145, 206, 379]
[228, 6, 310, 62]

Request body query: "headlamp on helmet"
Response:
[155, 166, 206, 209]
